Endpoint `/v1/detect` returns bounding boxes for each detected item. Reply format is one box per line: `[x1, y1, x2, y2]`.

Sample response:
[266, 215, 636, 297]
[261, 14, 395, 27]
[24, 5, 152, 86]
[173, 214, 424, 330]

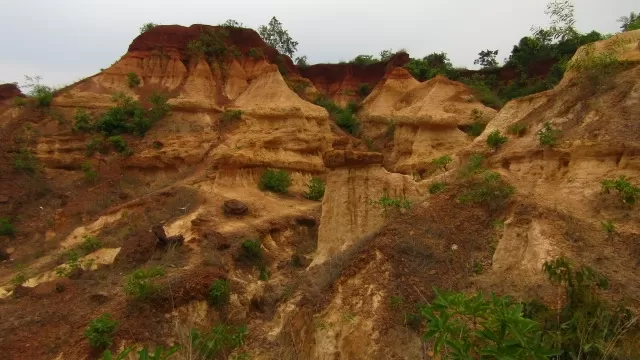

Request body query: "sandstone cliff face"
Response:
[359, 69, 497, 173]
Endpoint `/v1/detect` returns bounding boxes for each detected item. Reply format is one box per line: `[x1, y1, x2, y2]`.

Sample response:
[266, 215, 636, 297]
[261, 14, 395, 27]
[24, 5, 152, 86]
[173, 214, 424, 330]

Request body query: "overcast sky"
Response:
[0, 0, 635, 88]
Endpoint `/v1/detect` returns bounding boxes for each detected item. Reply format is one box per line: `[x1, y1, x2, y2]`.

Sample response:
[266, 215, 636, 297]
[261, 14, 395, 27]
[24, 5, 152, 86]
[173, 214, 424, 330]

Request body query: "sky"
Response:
[0, 0, 636, 89]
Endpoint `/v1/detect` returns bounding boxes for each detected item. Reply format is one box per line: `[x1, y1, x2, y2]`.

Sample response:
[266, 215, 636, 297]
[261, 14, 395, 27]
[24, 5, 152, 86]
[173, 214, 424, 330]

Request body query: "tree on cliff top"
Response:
[618, 11, 640, 31]
[258, 17, 298, 57]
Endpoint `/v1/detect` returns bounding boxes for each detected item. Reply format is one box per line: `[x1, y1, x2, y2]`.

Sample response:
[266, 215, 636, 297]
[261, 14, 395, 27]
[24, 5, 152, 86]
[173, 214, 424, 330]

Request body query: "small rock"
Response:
[451, 244, 458, 251]
[223, 199, 248, 216]
[428, 270, 437, 275]
[54, 283, 65, 293]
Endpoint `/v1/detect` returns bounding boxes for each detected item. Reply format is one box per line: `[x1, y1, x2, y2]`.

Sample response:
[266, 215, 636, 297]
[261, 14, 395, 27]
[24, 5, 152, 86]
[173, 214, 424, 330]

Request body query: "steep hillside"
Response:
[1, 25, 640, 360]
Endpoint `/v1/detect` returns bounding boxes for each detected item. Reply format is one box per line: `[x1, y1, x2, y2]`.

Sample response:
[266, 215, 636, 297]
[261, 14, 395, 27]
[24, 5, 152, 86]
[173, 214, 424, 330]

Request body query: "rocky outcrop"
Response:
[0, 83, 22, 102]
[299, 52, 410, 106]
[359, 70, 497, 173]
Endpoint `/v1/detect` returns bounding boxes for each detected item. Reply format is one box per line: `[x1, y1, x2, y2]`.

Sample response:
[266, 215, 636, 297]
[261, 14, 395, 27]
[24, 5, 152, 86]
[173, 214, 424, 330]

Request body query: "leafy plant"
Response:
[73, 108, 94, 133]
[486, 130, 508, 150]
[508, 123, 527, 136]
[474, 49, 499, 68]
[86, 136, 108, 156]
[124, 267, 165, 300]
[10, 272, 27, 286]
[23, 75, 53, 107]
[100, 347, 134, 360]
[459, 171, 515, 210]
[247, 47, 264, 59]
[601, 176, 640, 205]
[259, 265, 270, 281]
[432, 155, 453, 183]
[428, 182, 447, 194]
[352, 54, 378, 66]
[221, 109, 242, 123]
[0, 218, 15, 237]
[259, 169, 292, 193]
[295, 55, 309, 67]
[422, 288, 560, 359]
[404, 52, 456, 81]
[601, 220, 615, 235]
[537, 122, 559, 147]
[372, 194, 412, 213]
[220, 19, 244, 28]
[357, 83, 372, 97]
[12, 96, 26, 107]
[85, 313, 119, 349]
[81, 162, 99, 183]
[240, 239, 262, 262]
[459, 154, 485, 178]
[80, 234, 102, 253]
[56, 250, 82, 277]
[304, 177, 325, 201]
[96, 92, 170, 137]
[208, 279, 230, 307]
[13, 148, 39, 175]
[386, 119, 396, 139]
[618, 11, 640, 31]
[139, 22, 157, 34]
[108, 136, 132, 155]
[190, 324, 248, 359]
[568, 40, 626, 90]
[258, 16, 298, 57]
[466, 121, 486, 137]
[126, 72, 141, 88]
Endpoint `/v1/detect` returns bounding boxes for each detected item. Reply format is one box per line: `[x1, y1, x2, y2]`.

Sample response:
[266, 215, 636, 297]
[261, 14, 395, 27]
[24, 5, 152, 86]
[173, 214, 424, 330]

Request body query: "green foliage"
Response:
[372, 194, 412, 213]
[0, 218, 15, 237]
[618, 11, 640, 31]
[601, 220, 615, 235]
[124, 267, 165, 300]
[459, 170, 515, 210]
[568, 41, 626, 90]
[258, 16, 298, 57]
[13, 148, 39, 175]
[10, 271, 27, 286]
[248, 47, 264, 59]
[295, 55, 309, 67]
[461, 77, 504, 109]
[474, 49, 499, 68]
[100, 347, 134, 360]
[96, 92, 170, 137]
[404, 52, 456, 81]
[208, 279, 230, 307]
[24, 75, 53, 107]
[139, 22, 157, 34]
[81, 161, 99, 183]
[357, 83, 372, 98]
[126, 72, 141, 88]
[240, 239, 262, 262]
[221, 109, 242, 123]
[537, 257, 635, 359]
[335, 109, 359, 135]
[601, 176, 640, 205]
[85, 313, 119, 349]
[379, 49, 394, 62]
[459, 154, 485, 178]
[352, 54, 378, 65]
[86, 136, 109, 156]
[537, 122, 559, 147]
[259, 169, 292, 193]
[73, 108, 94, 133]
[422, 288, 560, 359]
[259, 265, 270, 281]
[432, 155, 453, 180]
[12, 96, 26, 107]
[190, 324, 248, 359]
[486, 130, 508, 150]
[220, 19, 244, 28]
[386, 119, 396, 139]
[56, 250, 82, 277]
[507, 123, 527, 136]
[428, 182, 447, 194]
[304, 177, 325, 201]
[466, 121, 486, 137]
[108, 136, 132, 155]
[80, 234, 102, 253]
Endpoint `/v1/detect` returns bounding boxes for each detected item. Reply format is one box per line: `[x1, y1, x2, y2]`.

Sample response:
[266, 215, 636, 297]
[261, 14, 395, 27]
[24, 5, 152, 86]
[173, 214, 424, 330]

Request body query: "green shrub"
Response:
[357, 83, 372, 97]
[30, 86, 54, 107]
[240, 239, 262, 262]
[10, 272, 27, 286]
[432, 155, 453, 182]
[13, 148, 38, 175]
[56, 250, 82, 277]
[372, 194, 412, 213]
[102, 345, 180, 360]
[81, 162, 99, 183]
[126, 72, 141, 88]
[124, 267, 165, 300]
[304, 177, 325, 201]
[459, 171, 515, 210]
[139, 22, 157, 34]
[85, 313, 119, 349]
[80, 234, 102, 253]
[601, 176, 640, 205]
[221, 109, 242, 123]
[568, 41, 626, 90]
[73, 108, 94, 133]
[108, 136, 132, 155]
[537, 122, 558, 148]
[248, 48, 264, 59]
[486, 130, 508, 150]
[190, 324, 248, 359]
[259, 265, 270, 281]
[461, 77, 504, 109]
[259, 169, 292, 193]
[466, 122, 486, 137]
[508, 123, 527, 136]
[386, 119, 396, 139]
[86, 137, 109, 156]
[12, 97, 26, 107]
[0, 218, 15, 237]
[421, 288, 560, 359]
[208, 279, 230, 307]
[95, 92, 170, 137]
[428, 182, 447, 194]
[335, 109, 359, 135]
[352, 55, 378, 65]
[601, 220, 615, 235]
[459, 154, 485, 178]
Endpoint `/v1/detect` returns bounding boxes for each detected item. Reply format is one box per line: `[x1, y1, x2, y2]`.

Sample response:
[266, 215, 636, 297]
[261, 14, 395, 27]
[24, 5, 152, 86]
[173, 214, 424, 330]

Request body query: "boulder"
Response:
[223, 199, 248, 216]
